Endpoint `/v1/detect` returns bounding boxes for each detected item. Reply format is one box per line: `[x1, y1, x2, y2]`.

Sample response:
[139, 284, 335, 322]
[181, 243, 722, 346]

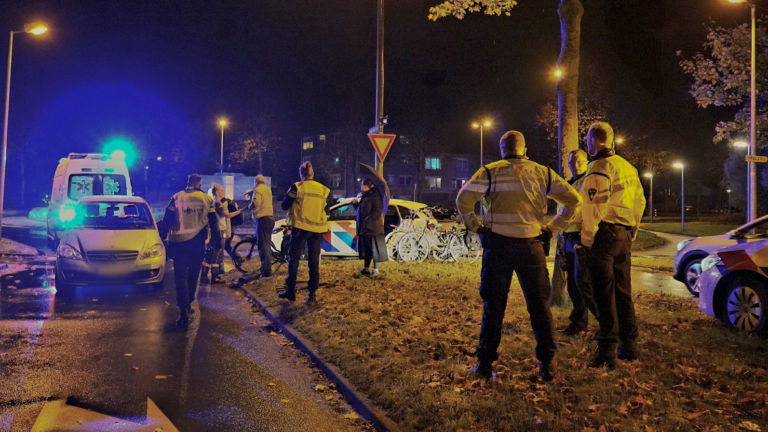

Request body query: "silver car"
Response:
[674, 214, 768, 295]
[55, 196, 166, 295]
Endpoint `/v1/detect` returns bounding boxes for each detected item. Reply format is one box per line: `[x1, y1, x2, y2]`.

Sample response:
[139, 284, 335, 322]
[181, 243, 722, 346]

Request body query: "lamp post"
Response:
[218, 119, 227, 172]
[472, 120, 492, 167]
[726, 0, 757, 222]
[0, 22, 47, 238]
[674, 163, 685, 232]
[643, 172, 653, 224]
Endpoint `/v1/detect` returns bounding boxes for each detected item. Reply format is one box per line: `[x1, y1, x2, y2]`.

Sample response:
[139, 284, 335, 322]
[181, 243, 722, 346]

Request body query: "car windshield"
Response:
[73, 201, 154, 229]
[736, 216, 768, 237]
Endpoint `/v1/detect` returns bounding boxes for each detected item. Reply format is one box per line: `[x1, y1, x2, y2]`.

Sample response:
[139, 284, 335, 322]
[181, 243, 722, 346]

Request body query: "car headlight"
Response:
[701, 255, 722, 272]
[677, 239, 693, 252]
[140, 243, 164, 260]
[58, 244, 83, 260]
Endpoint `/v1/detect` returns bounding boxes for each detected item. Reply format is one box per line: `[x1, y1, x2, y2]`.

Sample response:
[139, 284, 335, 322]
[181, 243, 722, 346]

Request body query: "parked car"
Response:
[695, 238, 768, 335]
[271, 198, 434, 258]
[673, 214, 768, 295]
[430, 204, 458, 221]
[55, 196, 165, 295]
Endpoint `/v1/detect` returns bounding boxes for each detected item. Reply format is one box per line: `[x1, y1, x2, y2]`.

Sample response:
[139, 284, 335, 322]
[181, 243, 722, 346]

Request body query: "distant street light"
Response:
[615, 136, 625, 145]
[472, 120, 492, 166]
[725, 0, 757, 223]
[553, 68, 563, 79]
[0, 22, 48, 238]
[674, 163, 685, 232]
[156, 156, 162, 161]
[218, 119, 227, 172]
[643, 172, 654, 224]
[734, 140, 749, 148]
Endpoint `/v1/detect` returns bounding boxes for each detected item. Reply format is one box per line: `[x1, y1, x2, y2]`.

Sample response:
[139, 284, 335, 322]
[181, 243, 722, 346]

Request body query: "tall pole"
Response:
[649, 174, 654, 224]
[748, 3, 757, 223]
[681, 167, 685, 232]
[374, 0, 385, 176]
[220, 125, 224, 172]
[480, 125, 484, 167]
[0, 31, 15, 239]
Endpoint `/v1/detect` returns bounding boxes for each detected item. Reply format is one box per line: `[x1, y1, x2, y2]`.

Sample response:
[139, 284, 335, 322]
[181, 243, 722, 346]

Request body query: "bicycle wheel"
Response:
[385, 231, 404, 262]
[231, 238, 258, 273]
[450, 233, 482, 264]
[397, 232, 429, 262]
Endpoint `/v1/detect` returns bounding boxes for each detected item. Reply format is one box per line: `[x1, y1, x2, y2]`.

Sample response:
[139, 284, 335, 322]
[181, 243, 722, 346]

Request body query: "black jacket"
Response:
[353, 187, 384, 236]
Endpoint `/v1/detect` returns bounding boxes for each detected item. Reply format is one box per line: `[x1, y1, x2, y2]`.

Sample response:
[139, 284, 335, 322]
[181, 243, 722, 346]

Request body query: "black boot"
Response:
[176, 312, 190, 329]
[305, 290, 317, 305]
[617, 340, 638, 362]
[539, 361, 555, 382]
[277, 288, 296, 302]
[468, 360, 495, 381]
[563, 323, 586, 336]
[588, 349, 616, 370]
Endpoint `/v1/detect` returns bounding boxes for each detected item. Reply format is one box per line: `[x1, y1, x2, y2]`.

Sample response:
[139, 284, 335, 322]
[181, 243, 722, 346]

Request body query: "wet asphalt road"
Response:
[0, 255, 366, 432]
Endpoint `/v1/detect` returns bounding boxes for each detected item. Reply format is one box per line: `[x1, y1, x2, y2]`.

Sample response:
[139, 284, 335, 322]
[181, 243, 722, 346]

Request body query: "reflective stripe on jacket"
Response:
[167, 188, 214, 242]
[578, 154, 646, 247]
[456, 158, 582, 239]
[288, 180, 330, 233]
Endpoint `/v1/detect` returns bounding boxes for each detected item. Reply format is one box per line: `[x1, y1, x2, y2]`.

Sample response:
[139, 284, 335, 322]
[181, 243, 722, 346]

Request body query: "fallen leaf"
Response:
[269, 332, 279, 336]
[131, 366, 139, 371]
[164, 301, 170, 306]
[140, 309, 147, 311]
[325, 394, 334, 400]
[413, 316, 423, 323]
[281, 399, 290, 403]
[344, 413, 359, 420]
[268, 383, 276, 386]
[428, 382, 440, 388]
[683, 411, 709, 420]
[315, 385, 326, 391]
[739, 421, 761, 431]
[155, 375, 167, 379]
[124, 353, 132, 357]
[454, 387, 462, 393]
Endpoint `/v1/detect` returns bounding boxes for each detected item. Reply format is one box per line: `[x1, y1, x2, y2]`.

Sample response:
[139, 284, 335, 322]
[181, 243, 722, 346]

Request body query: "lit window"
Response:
[425, 157, 441, 170]
[399, 135, 411, 145]
[329, 174, 341, 188]
[452, 178, 467, 190]
[302, 156, 312, 163]
[399, 175, 412, 186]
[426, 177, 442, 190]
[320, 135, 326, 143]
[302, 137, 314, 150]
[454, 158, 469, 171]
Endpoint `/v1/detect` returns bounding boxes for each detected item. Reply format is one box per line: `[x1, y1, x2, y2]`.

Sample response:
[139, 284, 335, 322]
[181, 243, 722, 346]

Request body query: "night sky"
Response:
[0, 0, 756, 205]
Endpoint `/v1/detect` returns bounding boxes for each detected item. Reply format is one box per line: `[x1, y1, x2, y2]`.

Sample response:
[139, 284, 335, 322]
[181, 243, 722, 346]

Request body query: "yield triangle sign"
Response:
[367, 133, 397, 163]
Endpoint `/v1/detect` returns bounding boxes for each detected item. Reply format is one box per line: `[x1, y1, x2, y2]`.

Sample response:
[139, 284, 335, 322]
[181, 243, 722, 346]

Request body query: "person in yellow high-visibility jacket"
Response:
[577, 122, 646, 369]
[279, 161, 330, 304]
[456, 130, 582, 382]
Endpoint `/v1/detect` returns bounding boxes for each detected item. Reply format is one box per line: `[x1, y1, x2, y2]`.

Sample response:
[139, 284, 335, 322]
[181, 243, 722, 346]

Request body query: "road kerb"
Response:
[239, 284, 402, 432]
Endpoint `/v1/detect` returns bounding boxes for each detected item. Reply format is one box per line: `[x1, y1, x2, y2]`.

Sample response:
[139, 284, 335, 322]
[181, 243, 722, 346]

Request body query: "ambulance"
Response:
[47, 153, 133, 249]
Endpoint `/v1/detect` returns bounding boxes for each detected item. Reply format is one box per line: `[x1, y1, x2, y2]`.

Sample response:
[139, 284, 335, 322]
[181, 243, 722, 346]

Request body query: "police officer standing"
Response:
[560, 149, 599, 336]
[159, 173, 214, 329]
[279, 161, 330, 304]
[578, 122, 646, 369]
[249, 175, 275, 278]
[456, 131, 582, 381]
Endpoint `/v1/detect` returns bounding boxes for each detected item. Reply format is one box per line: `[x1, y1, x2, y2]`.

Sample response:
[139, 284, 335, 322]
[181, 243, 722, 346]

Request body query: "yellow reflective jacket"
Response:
[167, 188, 214, 242]
[561, 174, 587, 234]
[456, 158, 583, 239]
[578, 153, 646, 247]
[288, 180, 330, 233]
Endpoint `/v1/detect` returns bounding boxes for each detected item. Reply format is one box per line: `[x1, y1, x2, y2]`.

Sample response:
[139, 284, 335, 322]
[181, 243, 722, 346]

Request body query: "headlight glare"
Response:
[701, 255, 722, 272]
[677, 239, 692, 252]
[59, 244, 83, 260]
[140, 243, 164, 260]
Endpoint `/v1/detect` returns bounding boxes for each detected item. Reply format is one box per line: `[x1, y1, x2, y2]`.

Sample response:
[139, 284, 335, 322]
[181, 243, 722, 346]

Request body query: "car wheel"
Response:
[683, 258, 703, 295]
[719, 276, 768, 335]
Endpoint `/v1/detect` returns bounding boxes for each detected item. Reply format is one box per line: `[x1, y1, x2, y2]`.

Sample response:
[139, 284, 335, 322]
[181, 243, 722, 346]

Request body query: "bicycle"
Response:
[231, 225, 291, 273]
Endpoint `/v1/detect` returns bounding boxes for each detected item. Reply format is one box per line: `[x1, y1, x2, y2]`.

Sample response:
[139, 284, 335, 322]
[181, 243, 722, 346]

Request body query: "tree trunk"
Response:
[556, 0, 583, 179]
[552, 0, 583, 308]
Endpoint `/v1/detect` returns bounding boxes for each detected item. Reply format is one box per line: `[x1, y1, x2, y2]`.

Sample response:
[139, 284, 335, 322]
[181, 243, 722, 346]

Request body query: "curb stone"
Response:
[239, 284, 402, 432]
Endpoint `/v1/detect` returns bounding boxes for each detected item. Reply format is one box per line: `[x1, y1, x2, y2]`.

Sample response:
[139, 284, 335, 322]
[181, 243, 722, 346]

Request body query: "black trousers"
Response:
[257, 216, 275, 276]
[284, 228, 324, 294]
[168, 229, 207, 314]
[477, 234, 556, 364]
[563, 234, 598, 329]
[587, 224, 637, 352]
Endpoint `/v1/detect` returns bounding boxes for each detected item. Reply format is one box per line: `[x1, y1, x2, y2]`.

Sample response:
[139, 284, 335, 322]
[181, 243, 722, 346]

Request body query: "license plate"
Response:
[98, 265, 130, 276]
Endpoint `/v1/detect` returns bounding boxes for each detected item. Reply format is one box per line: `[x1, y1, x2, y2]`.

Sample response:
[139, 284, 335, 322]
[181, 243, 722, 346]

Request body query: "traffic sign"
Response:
[368, 124, 380, 135]
[745, 155, 768, 163]
[367, 133, 397, 162]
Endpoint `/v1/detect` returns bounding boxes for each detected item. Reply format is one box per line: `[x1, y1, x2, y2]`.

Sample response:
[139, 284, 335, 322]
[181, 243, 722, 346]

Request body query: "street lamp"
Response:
[644, 172, 654, 224]
[472, 120, 492, 166]
[616, 137, 625, 145]
[674, 163, 685, 232]
[218, 119, 227, 172]
[553, 68, 563, 79]
[0, 22, 48, 238]
[725, 0, 757, 223]
[734, 140, 748, 148]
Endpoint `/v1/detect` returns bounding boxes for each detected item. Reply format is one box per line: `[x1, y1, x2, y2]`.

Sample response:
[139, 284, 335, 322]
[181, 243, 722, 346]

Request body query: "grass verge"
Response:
[240, 260, 768, 432]
[643, 221, 739, 237]
[633, 230, 667, 251]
